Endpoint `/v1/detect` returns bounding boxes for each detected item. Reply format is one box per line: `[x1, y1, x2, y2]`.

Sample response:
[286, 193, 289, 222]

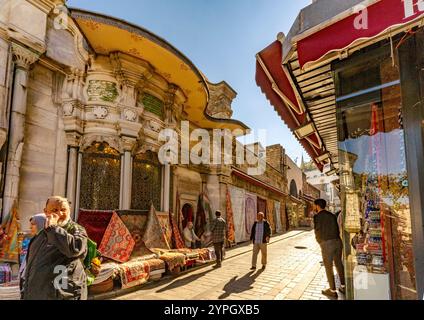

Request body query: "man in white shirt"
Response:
[183, 221, 200, 249]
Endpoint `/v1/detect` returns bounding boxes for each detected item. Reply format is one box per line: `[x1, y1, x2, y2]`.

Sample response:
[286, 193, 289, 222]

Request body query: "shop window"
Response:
[131, 151, 161, 211]
[142, 93, 164, 119]
[335, 44, 416, 300]
[79, 142, 121, 210]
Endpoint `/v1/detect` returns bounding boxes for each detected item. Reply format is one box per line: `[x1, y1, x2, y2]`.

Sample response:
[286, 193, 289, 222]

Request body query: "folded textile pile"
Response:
[157, 252, 186, 272]
[118, 259, 150, 290]
[169, 248, 200, 260]
[146, 258, 165, 272]
[196, 248, 211, 262]
[93, 262, 119, 285]
[0, 280, 20, 300]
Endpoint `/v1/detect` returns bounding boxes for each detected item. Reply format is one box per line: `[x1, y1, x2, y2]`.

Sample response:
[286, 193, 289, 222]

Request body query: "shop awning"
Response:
[296, 0, 424, 69]
[255, 41, 325, 171]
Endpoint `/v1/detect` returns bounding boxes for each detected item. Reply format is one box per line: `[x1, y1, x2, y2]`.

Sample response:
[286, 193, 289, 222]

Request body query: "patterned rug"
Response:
[267, 200, 275, 233]
[157, 212, 172, 246]
[169, 212, 185, 249]
[0, 207, 20, 263]
[98, 212, 135, 263]
[142, 205, 170, 250]
[78, 210, 114, 246]
[146, 258, 165, 272]
[158, 252, 186, 272]
[118, 259, 150, 289]
[245, 193, 257, 236]
[117, 212, 148, 257]
[225, 188, 236, 244]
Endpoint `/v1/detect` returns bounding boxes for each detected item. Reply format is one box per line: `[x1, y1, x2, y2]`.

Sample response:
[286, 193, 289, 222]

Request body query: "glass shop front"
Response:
[334, 40, 418, 300]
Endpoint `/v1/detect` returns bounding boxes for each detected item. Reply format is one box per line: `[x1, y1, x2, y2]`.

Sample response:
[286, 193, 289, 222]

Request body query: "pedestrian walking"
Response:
[313, 199, 346, 299]
[210, 210, 226, 268]
[22, 196, 88, 300]
[250, 212, 271, 270]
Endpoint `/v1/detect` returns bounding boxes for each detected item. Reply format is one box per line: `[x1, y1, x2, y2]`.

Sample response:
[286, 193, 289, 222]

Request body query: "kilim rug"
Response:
[98, 212, 135, 263]
[78, 210, 114, 246]
[169, 212, 185, 249]
[117, 212, 148, 257]
[118, 259, 150, 289]
[142, 205, 170, 250]
[157, 212, 172, 246]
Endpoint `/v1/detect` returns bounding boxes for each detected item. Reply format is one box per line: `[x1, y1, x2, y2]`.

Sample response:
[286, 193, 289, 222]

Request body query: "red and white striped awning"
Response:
[296, 0, 424, 69]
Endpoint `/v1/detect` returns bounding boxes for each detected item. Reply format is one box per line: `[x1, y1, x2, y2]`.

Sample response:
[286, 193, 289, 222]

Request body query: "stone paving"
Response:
[114, 230, 345, 300]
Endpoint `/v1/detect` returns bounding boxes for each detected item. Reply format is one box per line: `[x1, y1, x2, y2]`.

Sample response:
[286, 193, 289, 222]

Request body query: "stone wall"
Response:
[18, 63, 68, 230]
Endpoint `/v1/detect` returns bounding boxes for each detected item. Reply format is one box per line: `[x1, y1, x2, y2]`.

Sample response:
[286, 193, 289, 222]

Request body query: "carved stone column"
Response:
[65, 133, 81, 219]
[121, 137, 136, 210]
[2, 43, 39, 218]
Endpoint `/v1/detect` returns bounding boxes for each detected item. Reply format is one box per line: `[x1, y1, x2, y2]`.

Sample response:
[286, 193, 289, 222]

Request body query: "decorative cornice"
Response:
[11, 42, 40, 69]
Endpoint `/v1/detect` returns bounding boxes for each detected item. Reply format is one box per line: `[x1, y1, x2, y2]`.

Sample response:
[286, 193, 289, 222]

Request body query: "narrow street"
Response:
[114, 230, 344, 301]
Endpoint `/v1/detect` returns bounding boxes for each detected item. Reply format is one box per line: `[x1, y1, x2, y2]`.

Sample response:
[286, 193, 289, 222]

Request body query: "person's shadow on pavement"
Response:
[218, 269, 264, 299]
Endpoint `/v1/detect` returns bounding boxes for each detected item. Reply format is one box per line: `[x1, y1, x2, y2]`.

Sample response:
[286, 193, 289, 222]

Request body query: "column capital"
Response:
[65, 132, 82, 148]
[122, 136, 137, 152]
[11, 42, 40, 70]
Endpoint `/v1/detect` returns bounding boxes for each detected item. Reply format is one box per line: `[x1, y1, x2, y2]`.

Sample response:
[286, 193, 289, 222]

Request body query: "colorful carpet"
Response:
[142, 205, 170, 250]
[146, 258, 165, 272]
[117, 212, 148, 257]
[98, 212, 135, 263]
[169, 212, 185, 249]
[274, 201, 283, 233]
[78, 210, 114, 246]
[225, 188, 236, 244]
[0, 207, 20, 263]
[118, 259, 150, 289]
[158, 252, 186, 271]
[267, 200, 275, 233]
[157, 212, 172, 247]
[245, 193, 257, 237]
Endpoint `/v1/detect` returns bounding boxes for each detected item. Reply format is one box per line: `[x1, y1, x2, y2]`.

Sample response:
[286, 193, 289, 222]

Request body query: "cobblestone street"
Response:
[114, 230, 344, 300]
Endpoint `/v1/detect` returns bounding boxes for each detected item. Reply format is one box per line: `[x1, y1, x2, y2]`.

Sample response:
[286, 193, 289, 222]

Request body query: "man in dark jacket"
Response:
[250, 212, 271, 270]
[23, 196, 88, 300]
[210, 211, 227, 268]
[313, 199, 345, 299]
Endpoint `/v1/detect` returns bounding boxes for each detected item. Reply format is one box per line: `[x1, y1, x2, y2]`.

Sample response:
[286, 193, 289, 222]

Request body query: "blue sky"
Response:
[68, 0, 311, 164]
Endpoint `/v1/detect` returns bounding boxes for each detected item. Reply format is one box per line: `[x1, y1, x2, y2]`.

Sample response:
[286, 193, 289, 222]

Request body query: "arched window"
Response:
[131, 151, 162, 211]
[289, 179, 298, 198]
[80, 142, 121, 210]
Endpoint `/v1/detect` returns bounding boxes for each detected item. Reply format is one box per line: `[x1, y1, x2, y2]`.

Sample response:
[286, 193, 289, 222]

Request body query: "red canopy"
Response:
[256, 41, 324, 171]
[298, 0, 424, 68]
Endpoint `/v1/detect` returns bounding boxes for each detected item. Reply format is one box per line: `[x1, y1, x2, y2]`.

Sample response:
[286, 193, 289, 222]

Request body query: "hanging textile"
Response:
[98, 212, 135, 263]
[169, 211, 185, 249]
[229, 186, 248, 243]
[274, 201, 283, 234]
[142, 204, 170, 250]
[267, 200, 275, 233]
[257, 197, 267, 217]
[195, 194, 207, 238]
[225, 187, 236, 244]
[157, 211, 173, 246]
[78, 209, 114, 247]
[245, 193, 257, 237]
[176, 190, 183, 231]
[202, 192, 214, 229]
[0, 207, 20, 263]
